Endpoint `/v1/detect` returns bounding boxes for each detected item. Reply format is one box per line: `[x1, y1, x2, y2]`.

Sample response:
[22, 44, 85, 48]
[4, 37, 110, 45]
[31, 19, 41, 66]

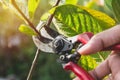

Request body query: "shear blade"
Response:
[32, 21, 59, 53]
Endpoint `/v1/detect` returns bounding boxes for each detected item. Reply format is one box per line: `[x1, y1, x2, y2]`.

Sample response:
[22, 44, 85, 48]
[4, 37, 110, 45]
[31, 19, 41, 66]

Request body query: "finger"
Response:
[108, 51, 120, 80]
[89, 58, 111, 80]
[89, 51, 120, 80]
[78, 25, 120, 55]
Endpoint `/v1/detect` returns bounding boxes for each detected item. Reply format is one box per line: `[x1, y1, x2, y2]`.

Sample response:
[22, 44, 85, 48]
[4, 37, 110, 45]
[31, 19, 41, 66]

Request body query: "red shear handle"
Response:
[77, 32, 94, 44]
[77, 32, 120, 50]
[64, 62, 94, 80]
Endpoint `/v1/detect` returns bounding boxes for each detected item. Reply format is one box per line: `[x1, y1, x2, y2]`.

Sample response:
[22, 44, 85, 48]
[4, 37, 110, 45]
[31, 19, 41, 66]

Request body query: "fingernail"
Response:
[78, 44, 91, 55]
[78, 45, 87, 54]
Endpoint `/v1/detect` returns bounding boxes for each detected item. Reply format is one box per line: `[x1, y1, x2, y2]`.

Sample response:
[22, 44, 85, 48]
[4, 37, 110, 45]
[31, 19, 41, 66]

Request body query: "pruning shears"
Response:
[33, 21, 120, 80]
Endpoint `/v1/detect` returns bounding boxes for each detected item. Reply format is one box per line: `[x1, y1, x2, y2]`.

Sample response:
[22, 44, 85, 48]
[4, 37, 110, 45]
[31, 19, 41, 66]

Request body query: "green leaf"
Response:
[78, 56, 97, 71]
[66, 0, 78, 4]
[82, 7, 115, 28]
[50, 4, 115, 37]
[28, 0, 40, 19]
[104, 0, 112, 11]
[19, 24, 37, 35]
[40, 12, 50, 21]
[112, 0, 120, 23]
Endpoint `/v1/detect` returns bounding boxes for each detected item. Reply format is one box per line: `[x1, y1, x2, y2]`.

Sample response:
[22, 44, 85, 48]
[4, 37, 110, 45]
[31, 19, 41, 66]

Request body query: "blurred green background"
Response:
[0, 0, 113, 80]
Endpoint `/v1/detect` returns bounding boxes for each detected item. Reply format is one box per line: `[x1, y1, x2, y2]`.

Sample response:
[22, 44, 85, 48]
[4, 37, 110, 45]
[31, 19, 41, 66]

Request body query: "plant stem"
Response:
[26, 0, 61, 80]
[10, 0, 61, 80]
[10, 0, 41, 37]
[45, 0, 61, 27]
[27, 49, 40, 80]
[98, 52, 105, 61]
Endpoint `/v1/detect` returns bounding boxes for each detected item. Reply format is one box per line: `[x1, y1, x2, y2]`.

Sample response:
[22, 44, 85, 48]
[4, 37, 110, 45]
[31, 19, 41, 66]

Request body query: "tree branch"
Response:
[46, 0, 61, 27]
[26, 0, 61, 80]
[27, 49, 40, 80]
[10, 0, 41, 37]
[9, 0, 61, 80]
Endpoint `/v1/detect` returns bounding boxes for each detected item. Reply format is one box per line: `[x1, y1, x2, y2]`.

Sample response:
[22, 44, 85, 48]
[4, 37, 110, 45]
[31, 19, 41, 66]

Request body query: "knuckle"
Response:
[91, 34, 102, 42]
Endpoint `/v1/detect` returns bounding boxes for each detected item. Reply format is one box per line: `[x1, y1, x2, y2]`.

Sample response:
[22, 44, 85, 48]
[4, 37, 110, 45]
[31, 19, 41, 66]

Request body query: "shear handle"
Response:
[64, 61, 94, 80]
[77, 32, 120, 50]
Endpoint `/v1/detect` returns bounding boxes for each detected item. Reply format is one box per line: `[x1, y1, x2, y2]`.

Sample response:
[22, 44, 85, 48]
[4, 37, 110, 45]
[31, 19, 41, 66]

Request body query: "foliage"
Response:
[112, 0, 120, 23]
[0, 0, 120, 80]
[50, 3, 115, 76]
[50, 4, 115, 37]
[28, 0, 40, 19]
[0, 0, 70, 80]
[78, 55, 97, 71]
[19, 24, 37, 35]
[104, 0, 112, 11]
[65, 0, 78, 4]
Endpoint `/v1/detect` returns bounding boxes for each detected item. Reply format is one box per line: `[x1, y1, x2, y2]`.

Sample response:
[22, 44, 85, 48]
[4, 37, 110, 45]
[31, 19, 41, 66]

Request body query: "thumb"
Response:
[78, 25, 120, 55]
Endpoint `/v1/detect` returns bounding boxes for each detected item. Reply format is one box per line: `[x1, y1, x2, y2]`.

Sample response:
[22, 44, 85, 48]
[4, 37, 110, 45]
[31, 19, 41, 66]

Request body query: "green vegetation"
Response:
[0, 0, 120, 80]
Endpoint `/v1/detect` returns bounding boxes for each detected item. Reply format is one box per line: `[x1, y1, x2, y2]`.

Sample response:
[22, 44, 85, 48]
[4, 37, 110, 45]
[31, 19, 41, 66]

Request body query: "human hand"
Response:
[73, 51, 120, 80]
[73, 25, 120, 80]
[78, 25, 120, 55]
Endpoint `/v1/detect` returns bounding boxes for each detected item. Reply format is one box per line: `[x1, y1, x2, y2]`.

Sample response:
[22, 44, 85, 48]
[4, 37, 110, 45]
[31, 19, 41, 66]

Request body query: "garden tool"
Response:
[33, 21, 120, 80]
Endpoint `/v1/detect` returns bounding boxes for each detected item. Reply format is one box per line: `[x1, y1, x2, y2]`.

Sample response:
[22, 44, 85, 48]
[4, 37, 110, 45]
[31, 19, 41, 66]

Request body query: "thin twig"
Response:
[26, 0, 61, 80]
[98, 52, 106, 61]
[10, 0, 41, 37]
[45, 0, 61, 27]
[27, 49, 40, 80]
[10, 0, 61, 80]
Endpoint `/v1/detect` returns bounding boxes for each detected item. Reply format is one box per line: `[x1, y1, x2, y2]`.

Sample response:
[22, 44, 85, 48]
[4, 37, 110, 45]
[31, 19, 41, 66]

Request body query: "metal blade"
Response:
[32, 21, 59, 53]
